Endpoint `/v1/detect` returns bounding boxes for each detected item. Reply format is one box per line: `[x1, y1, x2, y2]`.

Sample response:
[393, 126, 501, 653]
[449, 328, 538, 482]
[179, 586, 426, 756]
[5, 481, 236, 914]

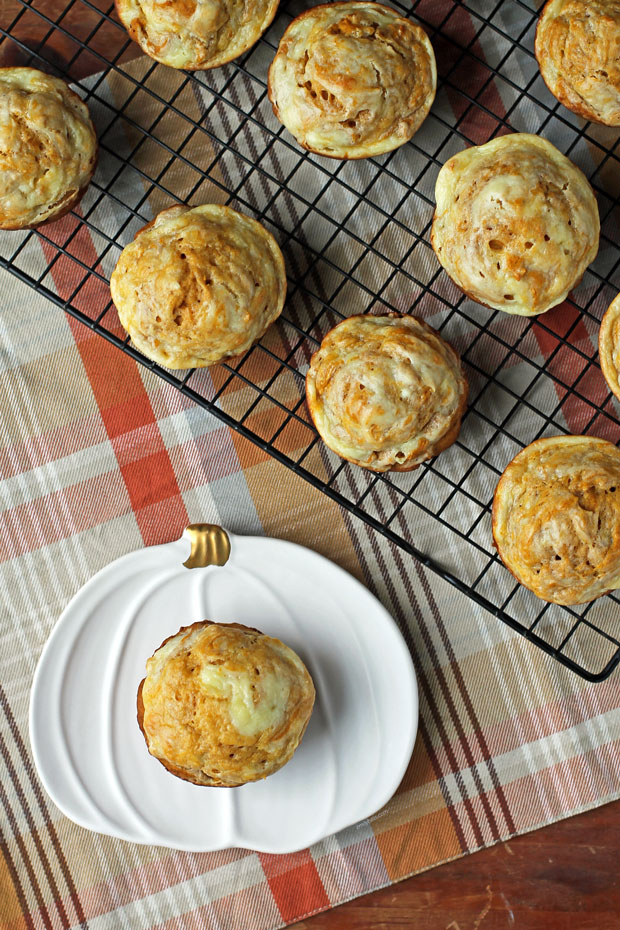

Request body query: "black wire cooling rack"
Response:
[2, 0, 620, 681]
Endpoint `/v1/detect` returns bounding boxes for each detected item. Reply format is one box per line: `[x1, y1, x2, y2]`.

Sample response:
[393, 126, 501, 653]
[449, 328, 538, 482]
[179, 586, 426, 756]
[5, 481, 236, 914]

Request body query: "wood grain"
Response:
[293, 800, 620, 930]
[2, 8, 618, 929]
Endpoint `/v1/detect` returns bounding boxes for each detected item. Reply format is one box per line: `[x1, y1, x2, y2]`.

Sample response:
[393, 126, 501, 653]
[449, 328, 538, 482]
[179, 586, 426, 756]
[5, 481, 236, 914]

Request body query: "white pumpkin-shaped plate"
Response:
[30, 527, 418, 853]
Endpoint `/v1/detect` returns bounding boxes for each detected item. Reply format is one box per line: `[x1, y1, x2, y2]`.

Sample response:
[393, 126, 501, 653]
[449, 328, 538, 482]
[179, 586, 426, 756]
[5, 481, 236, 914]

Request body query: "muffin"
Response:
[137, 621, 315, 786]
[431, 133, 600, 316]
[305, 313, 468, 472]
[110, 204, 286, 369]
[492, 436, 620, 605]
[267, 2, 436, 159]
[599, 292, 620, 402]
[535, 0, 620, 126]
[0, 67, 97, 230]
[115, 0, 280, 70]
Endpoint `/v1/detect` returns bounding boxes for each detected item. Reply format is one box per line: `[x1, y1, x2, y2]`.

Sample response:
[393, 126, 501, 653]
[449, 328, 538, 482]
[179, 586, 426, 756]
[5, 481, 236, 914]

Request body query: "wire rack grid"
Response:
[2, 0, 620, 681]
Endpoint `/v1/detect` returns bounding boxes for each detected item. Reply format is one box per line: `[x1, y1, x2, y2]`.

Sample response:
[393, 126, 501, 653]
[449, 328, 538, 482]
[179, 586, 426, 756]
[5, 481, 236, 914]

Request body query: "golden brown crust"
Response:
[305, 312, 468, 473]
[137, 621, 260, 786]
[0, 180, 93, 232]
[114, 0, 280, 70]
[138, 675, 219, 787]
[137, 620, 315, 787]
[109, 203, 287, 370]
[535, 0, 620, 126]
[492, 436, 620, 605]
[599, 292, 620, 402]
[0, 67, 97, 230]
[267, 2, 436, 160]
[431, 133, 599, 317]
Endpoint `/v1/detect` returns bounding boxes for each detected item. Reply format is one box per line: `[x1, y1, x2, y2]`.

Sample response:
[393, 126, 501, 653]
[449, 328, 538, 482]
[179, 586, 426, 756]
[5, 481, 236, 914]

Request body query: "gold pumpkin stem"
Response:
[183, 524, 231, 569]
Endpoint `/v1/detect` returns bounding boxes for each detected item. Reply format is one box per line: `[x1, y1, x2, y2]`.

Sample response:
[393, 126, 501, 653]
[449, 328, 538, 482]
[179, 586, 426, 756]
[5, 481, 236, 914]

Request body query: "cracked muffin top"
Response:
[110, 204, 286, 369]
[535, 0, 620, 126]
[305, 313, 468, 472]
[493, 436, 620, 605]
[115, 0, 280, 70]
[267, 1, 436, 159]
[138, 621, 315, 787]
[0, 67, 97, 230]
[431, 133, 599, 316]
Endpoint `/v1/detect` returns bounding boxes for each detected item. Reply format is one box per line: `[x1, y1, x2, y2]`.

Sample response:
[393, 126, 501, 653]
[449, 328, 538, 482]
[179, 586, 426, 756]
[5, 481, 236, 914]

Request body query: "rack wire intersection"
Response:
[2, 0, 620, 680]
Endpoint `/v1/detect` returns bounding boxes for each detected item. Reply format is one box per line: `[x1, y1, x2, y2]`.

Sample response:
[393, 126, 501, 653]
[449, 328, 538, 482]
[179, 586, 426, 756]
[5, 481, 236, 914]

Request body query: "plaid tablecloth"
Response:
[2, 4, 620, 926]
[1, 272, 620, 928]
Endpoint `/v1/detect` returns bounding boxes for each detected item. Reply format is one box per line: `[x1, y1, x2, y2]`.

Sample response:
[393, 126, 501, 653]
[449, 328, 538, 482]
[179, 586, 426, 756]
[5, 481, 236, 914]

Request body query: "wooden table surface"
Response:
[2, 5, 619, 928]
[294, 801, 620, 930]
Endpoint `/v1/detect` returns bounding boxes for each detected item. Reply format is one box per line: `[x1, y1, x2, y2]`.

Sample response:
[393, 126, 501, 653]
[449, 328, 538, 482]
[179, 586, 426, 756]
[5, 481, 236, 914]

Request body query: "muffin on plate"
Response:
[492, 436, 620, 605]
[535, 0, 620, 126]
[599, 292, 620, 402]
[0, 67, 97, 230]
[305, 313, 468, 472]
[137, 621, 315, 786]
[267, 1, 436, 159]
[431, 133, 599, 316]
[115, 0, 280, 70]
[110, 204, 286, 369]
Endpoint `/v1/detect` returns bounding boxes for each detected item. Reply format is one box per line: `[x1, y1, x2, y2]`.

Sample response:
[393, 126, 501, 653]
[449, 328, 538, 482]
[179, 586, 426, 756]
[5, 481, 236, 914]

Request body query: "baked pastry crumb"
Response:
[305, 313, 468, 472]
[110, 203, 286, 369]
[493, 436, 620, 605]
[115, 0, 280, 70]
[535, 0, 620, 126]
[431, 133, 599, 316]
[138, 621, 315, 787]
[599, 292, 620, 402]
[0, 67, 97, 230]
[267, 1, 436, 159]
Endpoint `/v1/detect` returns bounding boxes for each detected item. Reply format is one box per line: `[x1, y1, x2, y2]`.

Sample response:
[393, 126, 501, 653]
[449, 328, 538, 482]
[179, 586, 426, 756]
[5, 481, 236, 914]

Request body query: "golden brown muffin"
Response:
[535, 0, 620, 126]
[599, 292, 620, 402]
[110, 204, 286, 369]
[492, 436, 620, 605]
[137, 621, 315, 787]
[305, 313, 468, 472]
[267, 2, 436, 159]
[431, 133, 599, 317]
[115, 0, 280, 70]
[0, 67, 97, 230]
